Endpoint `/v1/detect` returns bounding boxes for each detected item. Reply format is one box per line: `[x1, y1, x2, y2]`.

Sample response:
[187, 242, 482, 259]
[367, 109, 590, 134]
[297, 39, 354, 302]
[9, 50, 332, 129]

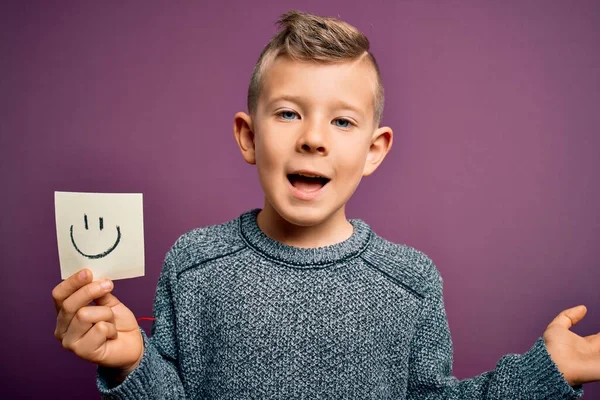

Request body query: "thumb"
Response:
[94, 292, 122, 308]
[94, 292, 139, 329]
[547, 305, 587, 330]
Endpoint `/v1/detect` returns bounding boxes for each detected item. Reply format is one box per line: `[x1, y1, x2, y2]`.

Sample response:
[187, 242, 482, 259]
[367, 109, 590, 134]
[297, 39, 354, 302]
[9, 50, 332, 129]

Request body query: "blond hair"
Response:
[247, 10, 384, 124]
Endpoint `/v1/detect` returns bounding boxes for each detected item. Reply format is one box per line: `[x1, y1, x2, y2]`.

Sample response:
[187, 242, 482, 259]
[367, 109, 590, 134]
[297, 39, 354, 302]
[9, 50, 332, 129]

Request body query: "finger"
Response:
[547, 305, 588, 330]
[52, 269, 92, 313]
[54, 279, 114, 340]
[70, 321, 118, 362]
[62, 306, 115, 349]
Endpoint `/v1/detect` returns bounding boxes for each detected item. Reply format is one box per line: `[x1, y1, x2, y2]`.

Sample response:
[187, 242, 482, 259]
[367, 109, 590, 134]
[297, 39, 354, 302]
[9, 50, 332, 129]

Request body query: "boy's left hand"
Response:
[544, 305, 600, 386]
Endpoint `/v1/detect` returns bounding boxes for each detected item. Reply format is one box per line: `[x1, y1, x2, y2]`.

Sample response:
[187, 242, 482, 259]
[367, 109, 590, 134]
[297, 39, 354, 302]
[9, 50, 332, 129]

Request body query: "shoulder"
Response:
[164, 213, 247, 275]
[361, 232, 442, 299]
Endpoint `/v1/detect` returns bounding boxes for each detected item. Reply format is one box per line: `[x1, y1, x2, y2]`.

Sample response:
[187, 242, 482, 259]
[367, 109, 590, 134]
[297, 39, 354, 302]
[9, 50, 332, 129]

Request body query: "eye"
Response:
[277, 110, 299, 120]
[333, 118, 353, 129]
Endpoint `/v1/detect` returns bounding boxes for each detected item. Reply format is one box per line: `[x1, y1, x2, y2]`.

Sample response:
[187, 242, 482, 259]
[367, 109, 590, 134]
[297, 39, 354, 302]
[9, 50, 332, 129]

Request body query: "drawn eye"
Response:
[84, 214, 103, 230]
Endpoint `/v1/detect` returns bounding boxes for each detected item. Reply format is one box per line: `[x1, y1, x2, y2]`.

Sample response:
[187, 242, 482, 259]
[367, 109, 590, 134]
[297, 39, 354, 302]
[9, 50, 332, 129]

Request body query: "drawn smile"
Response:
[70, 214, 121, 259]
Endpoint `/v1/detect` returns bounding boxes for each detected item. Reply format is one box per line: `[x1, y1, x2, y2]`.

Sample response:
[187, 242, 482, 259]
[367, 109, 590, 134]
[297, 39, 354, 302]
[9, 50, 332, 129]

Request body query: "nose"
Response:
[297, 122, 328, 156]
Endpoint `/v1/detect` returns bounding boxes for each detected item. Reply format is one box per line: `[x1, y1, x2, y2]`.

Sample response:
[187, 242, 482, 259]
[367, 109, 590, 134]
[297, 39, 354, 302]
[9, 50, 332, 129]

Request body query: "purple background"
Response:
[2, 1, 599, 398]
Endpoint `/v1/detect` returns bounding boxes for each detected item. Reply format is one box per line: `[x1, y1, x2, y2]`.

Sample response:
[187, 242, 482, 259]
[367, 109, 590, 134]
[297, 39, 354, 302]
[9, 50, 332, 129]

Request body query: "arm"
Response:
[406, 270, 583, 400]
[97, 246, 187, 399]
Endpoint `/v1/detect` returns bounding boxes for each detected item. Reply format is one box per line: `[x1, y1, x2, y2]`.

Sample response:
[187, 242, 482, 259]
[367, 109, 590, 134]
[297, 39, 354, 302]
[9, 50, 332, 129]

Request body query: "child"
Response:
[52, 10, 599, 399]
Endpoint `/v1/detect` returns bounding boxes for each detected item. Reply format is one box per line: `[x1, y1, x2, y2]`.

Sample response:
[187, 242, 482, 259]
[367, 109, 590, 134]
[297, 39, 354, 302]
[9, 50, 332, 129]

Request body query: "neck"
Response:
[257, 201, 354, 248]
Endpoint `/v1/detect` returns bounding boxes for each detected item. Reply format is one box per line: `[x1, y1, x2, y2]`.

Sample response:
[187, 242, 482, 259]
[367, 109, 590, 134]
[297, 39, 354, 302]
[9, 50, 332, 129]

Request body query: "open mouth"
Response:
[287, 173, 331, 192]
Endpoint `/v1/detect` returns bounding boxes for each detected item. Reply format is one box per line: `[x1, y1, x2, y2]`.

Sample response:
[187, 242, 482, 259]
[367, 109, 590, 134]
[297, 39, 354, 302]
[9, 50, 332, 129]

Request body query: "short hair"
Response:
[247, 10, 385, 125]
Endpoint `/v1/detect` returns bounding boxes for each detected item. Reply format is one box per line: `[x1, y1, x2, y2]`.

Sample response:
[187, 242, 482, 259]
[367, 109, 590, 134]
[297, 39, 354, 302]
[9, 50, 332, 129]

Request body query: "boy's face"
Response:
[235, 56, 392, 227]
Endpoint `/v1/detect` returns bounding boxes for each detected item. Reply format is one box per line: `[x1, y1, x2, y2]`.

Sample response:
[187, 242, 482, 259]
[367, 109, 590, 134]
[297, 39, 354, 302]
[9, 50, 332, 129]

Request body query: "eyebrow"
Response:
[266, 94, 366, 119]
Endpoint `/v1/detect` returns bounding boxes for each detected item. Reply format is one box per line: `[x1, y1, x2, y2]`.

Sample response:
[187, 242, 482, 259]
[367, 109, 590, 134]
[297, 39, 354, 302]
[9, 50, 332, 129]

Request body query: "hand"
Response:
[52, 269, 144, 377]
[544, 305, 600, 386]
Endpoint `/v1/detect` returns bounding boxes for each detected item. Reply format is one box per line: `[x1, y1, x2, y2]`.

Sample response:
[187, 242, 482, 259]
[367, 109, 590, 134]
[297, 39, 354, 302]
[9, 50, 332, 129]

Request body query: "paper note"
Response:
[55, 191, 145, 281]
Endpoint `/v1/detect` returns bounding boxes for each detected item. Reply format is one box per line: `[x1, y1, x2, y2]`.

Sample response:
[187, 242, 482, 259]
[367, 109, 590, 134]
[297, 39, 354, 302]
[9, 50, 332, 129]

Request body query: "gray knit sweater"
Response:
[97, 209, 583, 399]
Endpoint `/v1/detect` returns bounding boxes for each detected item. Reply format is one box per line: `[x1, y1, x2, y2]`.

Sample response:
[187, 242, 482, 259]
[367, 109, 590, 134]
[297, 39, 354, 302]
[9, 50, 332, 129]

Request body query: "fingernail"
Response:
[79, 270, 87, 280]
[100, 280, 112, 290]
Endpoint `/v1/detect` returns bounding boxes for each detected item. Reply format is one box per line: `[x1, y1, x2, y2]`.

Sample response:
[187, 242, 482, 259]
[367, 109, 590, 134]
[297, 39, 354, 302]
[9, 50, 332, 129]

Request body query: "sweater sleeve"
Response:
[406, 269, 584, 400]
[96, 246, 187, 399]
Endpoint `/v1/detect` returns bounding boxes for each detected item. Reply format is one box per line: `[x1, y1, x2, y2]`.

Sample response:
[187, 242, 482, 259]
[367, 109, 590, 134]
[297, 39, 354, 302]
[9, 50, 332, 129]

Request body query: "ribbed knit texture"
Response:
[97, 209, 583, 399]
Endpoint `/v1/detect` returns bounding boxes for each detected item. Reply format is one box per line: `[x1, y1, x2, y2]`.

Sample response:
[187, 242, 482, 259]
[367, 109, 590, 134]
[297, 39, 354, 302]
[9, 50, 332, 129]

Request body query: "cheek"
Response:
[256, 129, 292, 168]
[336, 143, 370, 176]
[254, 138, 282, 174]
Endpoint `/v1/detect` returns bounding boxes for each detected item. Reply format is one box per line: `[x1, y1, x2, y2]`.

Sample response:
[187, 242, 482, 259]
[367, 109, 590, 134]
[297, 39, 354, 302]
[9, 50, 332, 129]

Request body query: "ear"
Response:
[363, 126, 393, 177]
[233, 112, 256, 165]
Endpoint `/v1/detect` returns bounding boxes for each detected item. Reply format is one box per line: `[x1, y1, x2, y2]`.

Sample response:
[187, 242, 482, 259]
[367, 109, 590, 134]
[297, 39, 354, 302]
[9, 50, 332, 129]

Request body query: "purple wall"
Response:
[2, 1, 599, 398]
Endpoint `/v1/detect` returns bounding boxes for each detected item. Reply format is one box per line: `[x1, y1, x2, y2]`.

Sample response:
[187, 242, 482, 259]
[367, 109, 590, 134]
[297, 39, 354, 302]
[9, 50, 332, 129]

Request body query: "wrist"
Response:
[99, 352, 143, 388]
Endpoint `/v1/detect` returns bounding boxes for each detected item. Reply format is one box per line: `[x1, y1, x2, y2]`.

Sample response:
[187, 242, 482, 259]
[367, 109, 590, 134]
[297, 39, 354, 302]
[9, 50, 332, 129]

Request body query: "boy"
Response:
[52, 10, 599, 399]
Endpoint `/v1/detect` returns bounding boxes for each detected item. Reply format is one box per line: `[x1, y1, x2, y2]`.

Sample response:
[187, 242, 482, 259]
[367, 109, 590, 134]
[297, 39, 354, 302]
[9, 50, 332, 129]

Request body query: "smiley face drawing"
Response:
[70, 214, 121, 259]
[55, 191, 144, 280]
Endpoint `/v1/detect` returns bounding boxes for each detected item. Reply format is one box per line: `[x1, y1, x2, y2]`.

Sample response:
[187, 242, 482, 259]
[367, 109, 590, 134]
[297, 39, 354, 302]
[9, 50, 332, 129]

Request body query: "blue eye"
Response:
[333, 118, 351, 128]
[279, 111, 298, 120]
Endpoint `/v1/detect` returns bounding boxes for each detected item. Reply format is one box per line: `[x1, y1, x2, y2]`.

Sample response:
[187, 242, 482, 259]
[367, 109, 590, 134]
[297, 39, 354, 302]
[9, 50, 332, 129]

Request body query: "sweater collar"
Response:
[239, 209, 373, 268]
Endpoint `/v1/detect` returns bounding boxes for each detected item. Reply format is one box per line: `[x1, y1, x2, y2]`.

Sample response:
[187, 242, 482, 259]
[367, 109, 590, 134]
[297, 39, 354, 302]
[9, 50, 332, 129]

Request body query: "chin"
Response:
[273, 201, 340, 228]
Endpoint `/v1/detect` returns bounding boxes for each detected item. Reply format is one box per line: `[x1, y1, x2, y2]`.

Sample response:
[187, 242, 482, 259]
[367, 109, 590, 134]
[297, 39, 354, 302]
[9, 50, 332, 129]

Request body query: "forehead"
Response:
[260, 56, 377, 116]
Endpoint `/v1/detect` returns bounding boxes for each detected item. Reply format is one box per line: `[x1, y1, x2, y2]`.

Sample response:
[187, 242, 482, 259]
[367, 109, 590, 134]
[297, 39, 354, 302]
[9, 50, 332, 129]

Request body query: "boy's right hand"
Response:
[52, 269, 144, 378]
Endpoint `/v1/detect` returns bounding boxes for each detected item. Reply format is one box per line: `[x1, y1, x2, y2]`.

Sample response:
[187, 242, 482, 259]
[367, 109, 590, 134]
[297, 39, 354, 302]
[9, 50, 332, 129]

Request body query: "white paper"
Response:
[55, 191, 145, 281]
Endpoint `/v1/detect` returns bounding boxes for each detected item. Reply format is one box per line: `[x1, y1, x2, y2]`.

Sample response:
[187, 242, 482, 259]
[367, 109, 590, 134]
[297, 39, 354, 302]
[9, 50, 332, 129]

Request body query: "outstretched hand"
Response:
[52, 269, 144, 378]
[544, 305, 600, 387]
